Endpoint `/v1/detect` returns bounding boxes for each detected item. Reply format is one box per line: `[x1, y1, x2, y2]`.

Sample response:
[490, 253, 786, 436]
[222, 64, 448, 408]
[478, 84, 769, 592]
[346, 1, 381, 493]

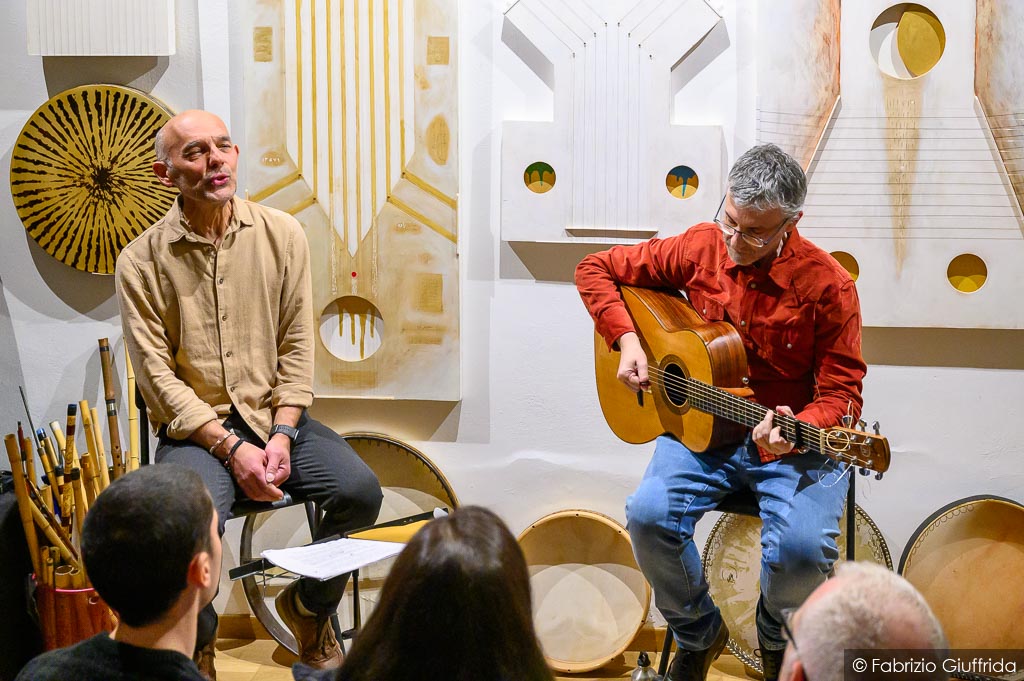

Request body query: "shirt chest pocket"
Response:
[756, 319, 815, 377]
[688, 291, 726, 323]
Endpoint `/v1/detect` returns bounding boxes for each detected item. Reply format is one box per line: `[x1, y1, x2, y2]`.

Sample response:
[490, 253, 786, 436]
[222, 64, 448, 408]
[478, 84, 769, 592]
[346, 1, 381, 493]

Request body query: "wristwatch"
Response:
[269, 424, 299, 442]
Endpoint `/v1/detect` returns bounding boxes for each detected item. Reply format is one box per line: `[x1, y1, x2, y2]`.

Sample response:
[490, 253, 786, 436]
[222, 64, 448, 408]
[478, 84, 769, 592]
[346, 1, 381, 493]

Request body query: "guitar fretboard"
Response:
[680, 376, 823, 454]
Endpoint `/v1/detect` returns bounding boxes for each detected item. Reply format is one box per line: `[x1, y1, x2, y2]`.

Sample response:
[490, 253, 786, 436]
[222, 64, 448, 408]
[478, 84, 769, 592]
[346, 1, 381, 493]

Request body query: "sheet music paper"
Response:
[262, 538, 405, 581]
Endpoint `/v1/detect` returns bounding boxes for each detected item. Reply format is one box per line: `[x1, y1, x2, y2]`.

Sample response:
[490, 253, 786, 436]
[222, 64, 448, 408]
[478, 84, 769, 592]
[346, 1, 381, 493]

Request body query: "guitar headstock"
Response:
[819, 424, 891, 475]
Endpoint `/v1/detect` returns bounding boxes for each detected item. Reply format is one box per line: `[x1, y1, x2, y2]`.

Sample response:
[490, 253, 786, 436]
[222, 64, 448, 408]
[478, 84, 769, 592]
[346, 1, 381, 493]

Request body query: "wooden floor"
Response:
[214, 629, 757, 681]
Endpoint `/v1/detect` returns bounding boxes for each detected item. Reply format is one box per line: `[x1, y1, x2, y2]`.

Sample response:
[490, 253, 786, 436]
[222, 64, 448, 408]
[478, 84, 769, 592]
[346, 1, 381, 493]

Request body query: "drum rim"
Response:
[341, 431, 460, 509]
[897, 494, 1024, 575]
[518, 508, 652, 673]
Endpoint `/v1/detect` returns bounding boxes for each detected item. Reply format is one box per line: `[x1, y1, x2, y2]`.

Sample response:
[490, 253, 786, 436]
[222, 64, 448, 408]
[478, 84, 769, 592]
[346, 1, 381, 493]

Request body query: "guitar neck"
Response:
[683, 377, 823, 454]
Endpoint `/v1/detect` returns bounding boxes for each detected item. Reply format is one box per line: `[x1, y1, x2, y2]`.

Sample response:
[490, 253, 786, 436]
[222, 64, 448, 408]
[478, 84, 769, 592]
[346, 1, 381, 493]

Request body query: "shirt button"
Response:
[225, 351, 233, 357]
[787, 343, 793, 349]
[750, 283, 757, 289]
[218, 277, 224, 284]
[230, 386, 236, 392]
[221, 314, 228, 321]
[740, 320, 746, 327]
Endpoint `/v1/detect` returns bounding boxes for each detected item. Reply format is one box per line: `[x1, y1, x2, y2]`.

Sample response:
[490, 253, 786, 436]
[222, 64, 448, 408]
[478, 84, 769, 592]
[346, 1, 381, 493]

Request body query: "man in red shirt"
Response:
[576, 144, 866, 681]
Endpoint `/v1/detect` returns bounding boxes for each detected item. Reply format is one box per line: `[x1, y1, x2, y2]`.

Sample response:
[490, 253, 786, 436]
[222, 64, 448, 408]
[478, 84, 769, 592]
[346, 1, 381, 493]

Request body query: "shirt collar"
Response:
[167, 196, 253, 243]
[722, 226, 803, 289]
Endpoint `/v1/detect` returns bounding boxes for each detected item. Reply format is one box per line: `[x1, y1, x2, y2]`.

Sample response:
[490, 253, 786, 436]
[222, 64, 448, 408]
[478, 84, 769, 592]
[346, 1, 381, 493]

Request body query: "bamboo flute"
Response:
[38, 483, 53, 514]
[38, 429, 63, 487]
[35, 430, 59, 507]
[49, 421, 66, 465]
[90, 408, 111, 490]
[78, 402, 101, 501]
[28, 492, 79, 567]
[63, 404, 90, 536]
[18, 425, 37, 486]
[126, 348, 140, 472]
[98, 339, 125, 479]
[4, 434, 42, 577]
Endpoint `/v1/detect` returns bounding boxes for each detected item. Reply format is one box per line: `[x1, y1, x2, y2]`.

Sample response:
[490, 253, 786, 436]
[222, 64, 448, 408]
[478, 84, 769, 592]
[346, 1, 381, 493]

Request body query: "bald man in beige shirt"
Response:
[116, 110, 382, 678]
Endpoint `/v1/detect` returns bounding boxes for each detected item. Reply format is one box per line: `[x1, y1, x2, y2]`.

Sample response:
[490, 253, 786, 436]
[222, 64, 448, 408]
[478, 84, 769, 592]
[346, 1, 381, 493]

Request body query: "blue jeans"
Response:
[625, 434, 848, 651]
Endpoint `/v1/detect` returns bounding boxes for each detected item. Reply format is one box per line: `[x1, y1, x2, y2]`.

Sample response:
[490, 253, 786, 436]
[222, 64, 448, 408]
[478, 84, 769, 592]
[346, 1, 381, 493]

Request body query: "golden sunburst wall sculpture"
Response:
[10, 85, 178, 274]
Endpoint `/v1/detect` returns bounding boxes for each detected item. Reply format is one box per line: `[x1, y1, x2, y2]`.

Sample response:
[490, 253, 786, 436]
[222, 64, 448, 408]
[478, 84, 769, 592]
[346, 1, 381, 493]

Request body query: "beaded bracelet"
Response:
[222, 438, 245, 470]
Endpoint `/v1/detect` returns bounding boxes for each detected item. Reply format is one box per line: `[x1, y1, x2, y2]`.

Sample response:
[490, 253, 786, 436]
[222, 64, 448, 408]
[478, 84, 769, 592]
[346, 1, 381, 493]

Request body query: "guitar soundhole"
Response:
[663, 362, 688, 407]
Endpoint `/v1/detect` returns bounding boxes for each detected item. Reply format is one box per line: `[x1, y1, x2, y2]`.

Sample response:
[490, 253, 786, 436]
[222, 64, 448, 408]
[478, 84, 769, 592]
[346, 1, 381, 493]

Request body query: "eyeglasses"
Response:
[780, 607, 809, 681]
[713, 195, 791, 248]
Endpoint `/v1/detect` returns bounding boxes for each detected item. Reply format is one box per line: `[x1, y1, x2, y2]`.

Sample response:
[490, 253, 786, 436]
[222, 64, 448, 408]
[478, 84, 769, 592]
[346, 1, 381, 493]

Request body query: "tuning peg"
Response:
[857, 419, 867, 430]
[872, 421, 880, 435]
[874, 472, 884, 481]
[859, 467, 871, 476]
[842, 414, 854, 428]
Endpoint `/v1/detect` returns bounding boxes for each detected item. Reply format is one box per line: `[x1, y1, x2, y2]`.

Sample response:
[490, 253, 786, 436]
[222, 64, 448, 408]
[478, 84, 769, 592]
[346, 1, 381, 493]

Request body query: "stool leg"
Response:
[846, 473, 856, 561]
[658, 628, 675, 677]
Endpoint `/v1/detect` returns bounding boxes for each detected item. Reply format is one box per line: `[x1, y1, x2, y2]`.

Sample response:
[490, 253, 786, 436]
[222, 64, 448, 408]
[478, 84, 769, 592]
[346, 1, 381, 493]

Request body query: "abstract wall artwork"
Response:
[234, 0, 459, 399]
[501, 0, 725, 244]
[10, 85, 177, 274]
[771, 1, 1024, 329]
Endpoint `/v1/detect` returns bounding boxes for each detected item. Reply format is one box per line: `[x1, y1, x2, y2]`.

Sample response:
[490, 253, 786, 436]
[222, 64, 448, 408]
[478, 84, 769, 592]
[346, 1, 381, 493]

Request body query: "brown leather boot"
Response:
[275, 581, 343, 670]
[192, 639, 217, 681]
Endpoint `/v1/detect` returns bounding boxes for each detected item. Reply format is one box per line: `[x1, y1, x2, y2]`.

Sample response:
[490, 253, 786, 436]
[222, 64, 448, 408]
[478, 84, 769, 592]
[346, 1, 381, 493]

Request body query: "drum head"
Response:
[518, 510, 651, 673]
[702, 505, 891, 674]
[899, 495, 1024, 651]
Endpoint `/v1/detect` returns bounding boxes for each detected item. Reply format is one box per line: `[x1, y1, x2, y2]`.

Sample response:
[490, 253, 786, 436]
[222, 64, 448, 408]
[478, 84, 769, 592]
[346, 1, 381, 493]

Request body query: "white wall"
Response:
[1, 1, 1022, 620]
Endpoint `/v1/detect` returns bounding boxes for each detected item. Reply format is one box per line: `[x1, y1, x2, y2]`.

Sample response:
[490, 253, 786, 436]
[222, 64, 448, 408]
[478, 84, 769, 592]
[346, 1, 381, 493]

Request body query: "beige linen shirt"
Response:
[115, 196, 314, 442]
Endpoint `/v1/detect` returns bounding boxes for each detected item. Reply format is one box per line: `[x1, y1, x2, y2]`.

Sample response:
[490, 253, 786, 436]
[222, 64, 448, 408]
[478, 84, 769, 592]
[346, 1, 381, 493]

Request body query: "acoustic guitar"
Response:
[593, 286, 890, 475]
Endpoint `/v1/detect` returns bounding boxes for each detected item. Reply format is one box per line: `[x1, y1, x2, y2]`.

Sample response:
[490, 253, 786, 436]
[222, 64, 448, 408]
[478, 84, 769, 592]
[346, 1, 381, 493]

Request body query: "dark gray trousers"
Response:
[156, 410, 383, 650]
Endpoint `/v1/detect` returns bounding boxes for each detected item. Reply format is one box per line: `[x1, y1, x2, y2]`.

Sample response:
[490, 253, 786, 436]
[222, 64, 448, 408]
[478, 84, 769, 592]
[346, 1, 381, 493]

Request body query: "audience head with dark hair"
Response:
[779, 561, 947, 681]
[84, 463, 219, 627]
[16, 463, 220, 681]
[328, 505, 553, 681]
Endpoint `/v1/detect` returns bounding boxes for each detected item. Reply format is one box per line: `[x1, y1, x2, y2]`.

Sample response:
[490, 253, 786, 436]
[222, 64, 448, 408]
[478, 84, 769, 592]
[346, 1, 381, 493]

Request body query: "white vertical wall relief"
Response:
[26, 0, 176, 56]
[234, 0, 459, 400]
[794, 1, 1024, 329]
[500, 0, 726, 244]
[756, 0, 841, 170]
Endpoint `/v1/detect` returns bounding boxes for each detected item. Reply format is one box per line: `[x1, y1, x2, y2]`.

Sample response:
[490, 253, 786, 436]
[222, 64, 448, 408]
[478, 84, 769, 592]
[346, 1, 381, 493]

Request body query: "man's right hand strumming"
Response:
[616, 332, 650, 394]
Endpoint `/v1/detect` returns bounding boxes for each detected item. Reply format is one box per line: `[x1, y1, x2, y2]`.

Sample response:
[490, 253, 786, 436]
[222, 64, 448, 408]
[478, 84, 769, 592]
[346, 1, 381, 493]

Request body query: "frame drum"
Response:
[899, 495, 1024, 651]
[518, 510, 651, 673]
[702, 505, 891, 674]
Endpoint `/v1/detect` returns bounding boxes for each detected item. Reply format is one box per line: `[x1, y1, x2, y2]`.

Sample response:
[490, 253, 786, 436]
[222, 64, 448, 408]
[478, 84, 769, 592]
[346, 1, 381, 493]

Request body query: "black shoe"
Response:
[760, 643, 785, 681]
[668, 622, 730, 681]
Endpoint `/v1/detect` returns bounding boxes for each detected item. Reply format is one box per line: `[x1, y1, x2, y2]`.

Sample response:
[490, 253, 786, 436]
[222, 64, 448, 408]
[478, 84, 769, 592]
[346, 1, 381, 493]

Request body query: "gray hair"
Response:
[727, 143, 807, 217]
[795, 562, 947, 681]
[154, 125, 171, 166]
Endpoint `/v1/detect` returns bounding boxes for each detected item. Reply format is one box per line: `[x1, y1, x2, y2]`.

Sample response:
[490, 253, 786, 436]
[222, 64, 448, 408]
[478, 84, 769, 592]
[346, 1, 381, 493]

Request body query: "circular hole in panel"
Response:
[830, 251, 860, 281]
[870, 4, 945, 79]
[524, 161, 556, 193]
[319, 296, 385, 361]
[946, 254, 987, 293]
[666, 165, 699, 199]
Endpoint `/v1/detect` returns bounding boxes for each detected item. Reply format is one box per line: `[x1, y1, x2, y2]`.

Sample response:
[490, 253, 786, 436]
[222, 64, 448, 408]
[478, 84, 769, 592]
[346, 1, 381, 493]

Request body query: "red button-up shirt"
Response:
[576, 223, 866, 462]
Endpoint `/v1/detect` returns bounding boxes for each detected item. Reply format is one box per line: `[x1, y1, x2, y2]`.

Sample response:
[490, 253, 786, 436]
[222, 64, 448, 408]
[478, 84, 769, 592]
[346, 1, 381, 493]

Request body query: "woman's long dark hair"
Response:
[336, 506, 554, 681]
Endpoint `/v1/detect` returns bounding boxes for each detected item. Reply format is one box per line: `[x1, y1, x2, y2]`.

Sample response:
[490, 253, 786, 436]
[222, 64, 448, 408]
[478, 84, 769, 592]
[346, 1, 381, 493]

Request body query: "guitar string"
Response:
[642, 368, 819, 449]
[638, 365, 872, 467]
[642, 365, 816, 439]
[641, 364, 868, 470]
